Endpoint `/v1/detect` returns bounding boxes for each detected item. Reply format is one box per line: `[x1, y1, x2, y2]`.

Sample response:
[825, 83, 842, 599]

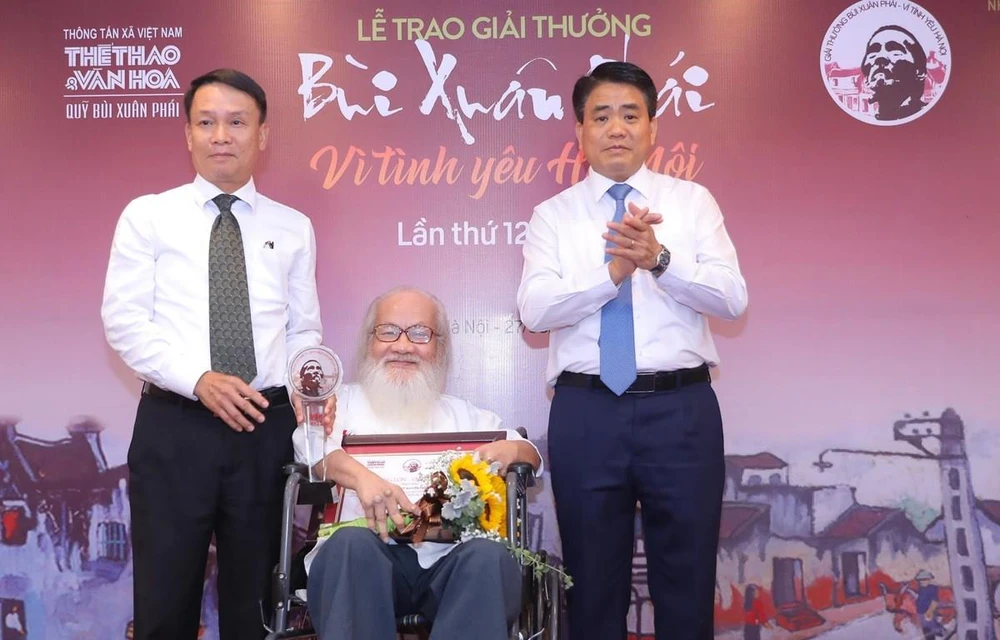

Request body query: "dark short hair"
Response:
[572, 61, 658, 123]
[183, 68, 268, 123]
[864, 25, 927, 79]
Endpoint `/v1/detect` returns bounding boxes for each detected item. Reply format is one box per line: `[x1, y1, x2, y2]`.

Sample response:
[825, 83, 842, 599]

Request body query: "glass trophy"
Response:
[288, 345, 343, 482]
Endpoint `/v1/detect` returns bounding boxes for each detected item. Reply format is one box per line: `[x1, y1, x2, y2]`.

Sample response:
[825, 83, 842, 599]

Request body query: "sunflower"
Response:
[448, 453, 493, 491]
[479, 489, 506, 535]
[490, 473, 506, 497]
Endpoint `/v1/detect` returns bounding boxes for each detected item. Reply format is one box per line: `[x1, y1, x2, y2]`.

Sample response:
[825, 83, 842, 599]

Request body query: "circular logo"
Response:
[287, 345, 343, 400]
[820, 1, 950, 125]
[403, 459, 422, 473]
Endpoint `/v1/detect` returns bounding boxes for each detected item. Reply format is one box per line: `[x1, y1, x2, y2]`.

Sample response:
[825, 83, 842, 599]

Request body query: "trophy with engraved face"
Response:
[288, 346, 343, 482]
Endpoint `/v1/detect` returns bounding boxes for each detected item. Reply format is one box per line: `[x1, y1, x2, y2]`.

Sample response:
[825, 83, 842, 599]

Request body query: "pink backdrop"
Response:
[2, 1, 998, 638]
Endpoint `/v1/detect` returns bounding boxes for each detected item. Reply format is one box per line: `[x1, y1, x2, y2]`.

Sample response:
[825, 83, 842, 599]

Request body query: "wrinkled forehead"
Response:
[375, 292, 437, 328]
[190, 82, 262, 120]
[584, 81, 648, 114]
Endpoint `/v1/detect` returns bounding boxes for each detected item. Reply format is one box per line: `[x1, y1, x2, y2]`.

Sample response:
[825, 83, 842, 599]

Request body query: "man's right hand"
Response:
[606, 203, 663, 285]
[193, 371, 268, 432]
[354, 473, 419, 542]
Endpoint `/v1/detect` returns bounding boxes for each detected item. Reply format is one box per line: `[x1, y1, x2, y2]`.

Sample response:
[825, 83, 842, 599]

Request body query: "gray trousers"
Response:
[307, 527, 521, 640]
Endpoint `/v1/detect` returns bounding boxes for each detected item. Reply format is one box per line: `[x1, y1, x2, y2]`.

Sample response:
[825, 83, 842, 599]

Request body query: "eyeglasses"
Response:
[372, 323, 436, 344]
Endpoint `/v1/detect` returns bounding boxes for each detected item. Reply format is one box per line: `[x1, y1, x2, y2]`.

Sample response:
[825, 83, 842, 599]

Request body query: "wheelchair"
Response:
[263, 436, 563, 640]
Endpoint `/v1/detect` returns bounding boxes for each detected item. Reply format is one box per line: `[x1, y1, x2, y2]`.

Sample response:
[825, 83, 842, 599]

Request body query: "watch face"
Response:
[652, 245, 670, 275]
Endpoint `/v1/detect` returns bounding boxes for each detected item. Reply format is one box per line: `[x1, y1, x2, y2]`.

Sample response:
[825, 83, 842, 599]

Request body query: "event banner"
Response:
[1, 1, 998, 637]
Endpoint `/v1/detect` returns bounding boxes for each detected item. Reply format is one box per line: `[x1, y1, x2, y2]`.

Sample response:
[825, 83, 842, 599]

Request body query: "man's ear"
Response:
[258, 122, 270, 151]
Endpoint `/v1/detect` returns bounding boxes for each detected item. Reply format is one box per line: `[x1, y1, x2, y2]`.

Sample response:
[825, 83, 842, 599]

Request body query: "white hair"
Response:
[355, 287, 451, 431]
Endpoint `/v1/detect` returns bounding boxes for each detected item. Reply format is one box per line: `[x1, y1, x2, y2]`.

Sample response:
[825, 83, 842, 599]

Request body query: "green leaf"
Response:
[317, 514, 414, 540]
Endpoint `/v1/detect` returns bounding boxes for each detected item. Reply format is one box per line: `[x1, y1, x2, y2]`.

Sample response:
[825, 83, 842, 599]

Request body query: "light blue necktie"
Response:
[600, 183, 636, 395]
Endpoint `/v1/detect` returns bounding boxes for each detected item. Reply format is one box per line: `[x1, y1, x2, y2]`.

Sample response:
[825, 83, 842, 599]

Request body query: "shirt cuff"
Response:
[162, 358, 209, 400]
[657, 249, 698, 288]
[504, 428, 545, 477]
[292, 424, 337, 467]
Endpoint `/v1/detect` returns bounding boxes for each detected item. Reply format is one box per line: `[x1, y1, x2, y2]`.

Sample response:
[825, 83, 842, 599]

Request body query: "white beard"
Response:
[357, 352, 446, 433]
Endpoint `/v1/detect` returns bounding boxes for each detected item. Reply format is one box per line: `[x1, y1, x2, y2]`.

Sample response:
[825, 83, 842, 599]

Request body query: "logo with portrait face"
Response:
[298, 359, 324, 397]
[403, 459, 422, 473]
[288, 345, 342, 401]
[820, 1, 950, 125]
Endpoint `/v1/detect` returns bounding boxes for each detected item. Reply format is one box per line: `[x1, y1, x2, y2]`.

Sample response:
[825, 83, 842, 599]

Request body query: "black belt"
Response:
[142, 383, 290, 410]
[557, 364, 710, 394]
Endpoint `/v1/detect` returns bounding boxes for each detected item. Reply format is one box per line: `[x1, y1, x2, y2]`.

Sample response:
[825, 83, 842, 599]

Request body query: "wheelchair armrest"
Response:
[282, 462, 337, 505]
[506, 462, 536, 488]
[284, 462, 308, 476]
[509, 426, 536, 487]
[505, 462, 535, 549]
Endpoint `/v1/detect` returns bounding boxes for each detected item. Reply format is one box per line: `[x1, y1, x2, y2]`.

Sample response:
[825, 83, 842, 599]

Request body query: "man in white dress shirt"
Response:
[101, 68, 332, 640]
[294, 286, 541, 640]
[517, 61, 748, 640]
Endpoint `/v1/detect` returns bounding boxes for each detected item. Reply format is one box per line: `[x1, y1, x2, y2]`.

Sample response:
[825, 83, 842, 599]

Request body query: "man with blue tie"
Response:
[517, 61, 748, 639]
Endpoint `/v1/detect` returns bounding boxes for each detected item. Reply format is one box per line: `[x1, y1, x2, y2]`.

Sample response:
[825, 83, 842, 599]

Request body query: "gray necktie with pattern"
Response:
[209, 194, 257, 383]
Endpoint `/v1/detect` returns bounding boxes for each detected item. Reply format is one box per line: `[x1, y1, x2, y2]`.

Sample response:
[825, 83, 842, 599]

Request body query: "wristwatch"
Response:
[650, 244, 671, 277]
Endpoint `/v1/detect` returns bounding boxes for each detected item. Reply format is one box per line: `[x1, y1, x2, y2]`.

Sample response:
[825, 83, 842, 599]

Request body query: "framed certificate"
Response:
[327, 431, 506, 524]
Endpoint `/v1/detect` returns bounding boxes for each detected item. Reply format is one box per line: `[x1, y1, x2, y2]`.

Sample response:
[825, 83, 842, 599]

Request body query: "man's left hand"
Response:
[291, 393, 337, 435]
[604, 202, 663, 271]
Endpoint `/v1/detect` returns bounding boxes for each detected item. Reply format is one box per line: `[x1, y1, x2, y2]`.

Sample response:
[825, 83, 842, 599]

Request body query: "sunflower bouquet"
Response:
[435, 451, 508, 540]
[318, 450, 572, 589]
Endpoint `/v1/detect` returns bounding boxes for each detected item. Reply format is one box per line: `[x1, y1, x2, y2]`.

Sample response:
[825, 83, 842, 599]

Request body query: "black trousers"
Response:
[548, 381, 725, 640]
[127, 392, 296, 640]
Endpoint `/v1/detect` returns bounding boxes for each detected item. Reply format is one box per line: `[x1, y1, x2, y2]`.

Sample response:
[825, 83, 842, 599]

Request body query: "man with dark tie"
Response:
[517, 61, 748, 640]
[102, 68, 333, 640]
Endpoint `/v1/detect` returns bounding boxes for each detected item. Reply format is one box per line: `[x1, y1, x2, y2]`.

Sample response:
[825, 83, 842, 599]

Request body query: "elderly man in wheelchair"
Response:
[283, 286, 544, 640]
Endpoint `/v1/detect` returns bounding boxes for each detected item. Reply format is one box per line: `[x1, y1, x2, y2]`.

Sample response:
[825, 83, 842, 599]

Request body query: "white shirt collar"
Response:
[191, 174, 259, 212]
[583, 165, 655, 204]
